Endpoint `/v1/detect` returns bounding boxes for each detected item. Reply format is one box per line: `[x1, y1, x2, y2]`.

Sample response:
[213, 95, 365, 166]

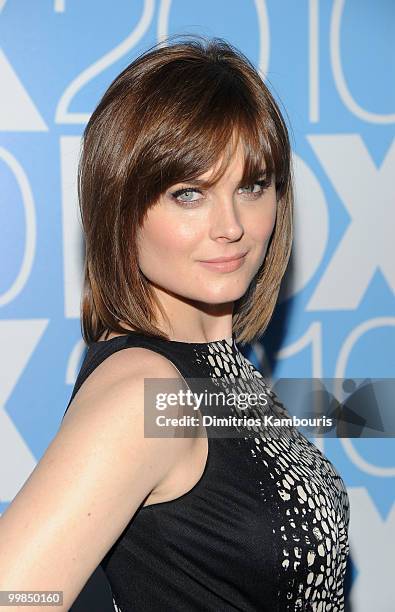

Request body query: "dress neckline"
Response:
[90, 330, 236, 348]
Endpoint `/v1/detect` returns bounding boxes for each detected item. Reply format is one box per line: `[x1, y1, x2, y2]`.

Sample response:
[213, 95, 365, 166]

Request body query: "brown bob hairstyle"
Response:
[78, 34, 294, 347]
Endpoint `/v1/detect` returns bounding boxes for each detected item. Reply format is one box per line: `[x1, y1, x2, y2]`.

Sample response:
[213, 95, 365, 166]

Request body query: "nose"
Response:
[209, 196, 244, 241]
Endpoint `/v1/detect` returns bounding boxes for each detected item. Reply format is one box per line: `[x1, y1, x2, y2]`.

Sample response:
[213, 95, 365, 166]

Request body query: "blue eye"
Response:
[239, 179, 270, 196]
[170, 178, 271, 207]
[171, 187, 202, 204]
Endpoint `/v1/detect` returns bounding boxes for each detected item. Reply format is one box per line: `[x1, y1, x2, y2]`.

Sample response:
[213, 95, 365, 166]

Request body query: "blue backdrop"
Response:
[1, 1, 394, 610]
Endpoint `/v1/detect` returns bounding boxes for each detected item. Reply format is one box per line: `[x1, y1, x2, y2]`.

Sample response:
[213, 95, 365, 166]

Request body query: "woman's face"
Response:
[136, 143, 277, 308]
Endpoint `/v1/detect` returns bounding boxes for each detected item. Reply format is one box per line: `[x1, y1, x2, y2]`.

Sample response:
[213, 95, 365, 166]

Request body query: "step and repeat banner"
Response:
[1, 1, 394, 611]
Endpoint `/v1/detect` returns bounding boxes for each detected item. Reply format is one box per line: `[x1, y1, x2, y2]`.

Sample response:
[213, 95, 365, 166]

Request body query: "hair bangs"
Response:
[154, 113, 277, 195]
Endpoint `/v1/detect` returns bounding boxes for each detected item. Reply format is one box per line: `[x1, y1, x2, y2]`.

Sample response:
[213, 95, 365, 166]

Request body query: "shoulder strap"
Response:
[62, 334, 200, 422]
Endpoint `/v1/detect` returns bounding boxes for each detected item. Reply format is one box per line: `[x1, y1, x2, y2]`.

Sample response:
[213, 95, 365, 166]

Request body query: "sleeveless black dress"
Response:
[63, 332, 350, 612]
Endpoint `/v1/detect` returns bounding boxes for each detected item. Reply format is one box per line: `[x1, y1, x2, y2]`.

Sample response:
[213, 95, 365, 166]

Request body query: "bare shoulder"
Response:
[60, 343, 196, 499]
[0, 346, 193, 610]
[64, 344, 188, 425]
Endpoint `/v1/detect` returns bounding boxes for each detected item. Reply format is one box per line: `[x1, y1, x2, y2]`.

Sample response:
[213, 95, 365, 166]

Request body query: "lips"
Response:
[198, 251, 248, 273]
[200, 251, 248, 264]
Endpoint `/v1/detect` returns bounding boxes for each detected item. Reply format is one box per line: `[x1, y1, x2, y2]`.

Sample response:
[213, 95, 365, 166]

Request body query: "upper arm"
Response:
[0, 348, 193, 611]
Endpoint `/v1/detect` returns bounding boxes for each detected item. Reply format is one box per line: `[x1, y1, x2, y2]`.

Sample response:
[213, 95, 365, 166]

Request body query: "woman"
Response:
[0, 36, 350, 611]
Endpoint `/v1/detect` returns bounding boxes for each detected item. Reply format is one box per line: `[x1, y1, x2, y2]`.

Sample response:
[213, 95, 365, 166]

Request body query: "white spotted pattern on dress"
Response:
[193, 337, 350, 612]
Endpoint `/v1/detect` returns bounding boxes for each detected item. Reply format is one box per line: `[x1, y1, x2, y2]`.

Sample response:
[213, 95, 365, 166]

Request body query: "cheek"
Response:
[137, 212, 201, 265]
[246, 197, 277, 245]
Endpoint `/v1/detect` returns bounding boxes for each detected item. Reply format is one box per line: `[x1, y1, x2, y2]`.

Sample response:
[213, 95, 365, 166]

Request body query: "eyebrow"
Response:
[182, 168, 267, 187]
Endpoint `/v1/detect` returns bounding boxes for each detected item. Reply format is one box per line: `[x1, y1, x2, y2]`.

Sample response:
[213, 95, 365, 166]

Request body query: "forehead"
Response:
[200, 143, 243, 180]
[194, 141, 266, 185]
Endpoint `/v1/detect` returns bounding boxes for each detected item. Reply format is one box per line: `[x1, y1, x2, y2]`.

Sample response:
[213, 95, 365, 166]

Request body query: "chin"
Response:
[198, 285, 250, 304]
